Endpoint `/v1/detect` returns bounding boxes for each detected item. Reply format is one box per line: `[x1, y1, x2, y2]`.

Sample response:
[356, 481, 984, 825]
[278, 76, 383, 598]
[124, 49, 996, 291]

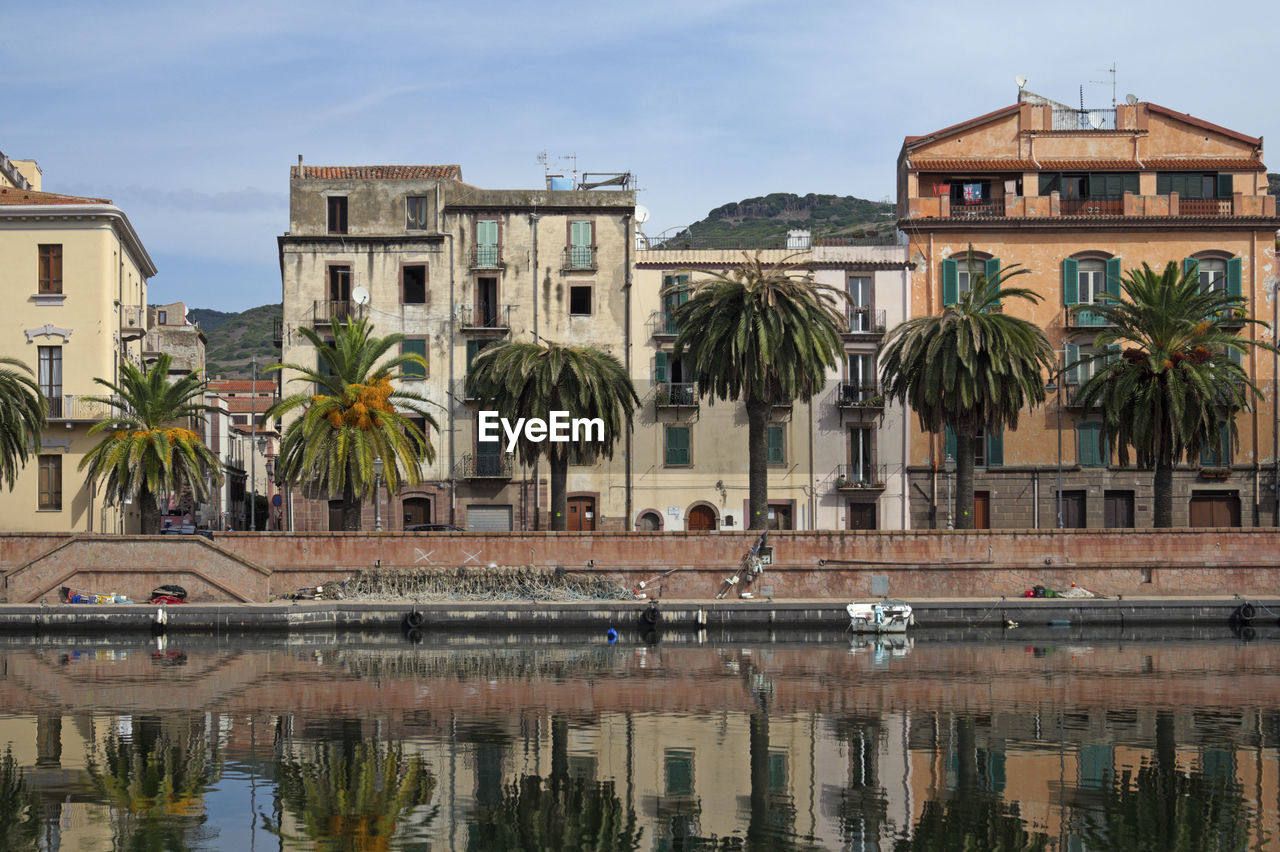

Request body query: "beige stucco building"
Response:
[0, 153, 154, 533]
[899, 92, 1280, 529]
[279, 162, 635, 530]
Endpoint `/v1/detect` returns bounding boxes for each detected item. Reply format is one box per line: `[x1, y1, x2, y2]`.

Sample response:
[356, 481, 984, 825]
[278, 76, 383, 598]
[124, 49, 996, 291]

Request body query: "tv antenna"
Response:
[1090, 62, 1117, 109]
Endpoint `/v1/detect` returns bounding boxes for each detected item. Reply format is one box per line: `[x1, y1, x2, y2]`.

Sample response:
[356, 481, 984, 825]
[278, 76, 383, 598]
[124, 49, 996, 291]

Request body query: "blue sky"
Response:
[5, 0, 1275, 312]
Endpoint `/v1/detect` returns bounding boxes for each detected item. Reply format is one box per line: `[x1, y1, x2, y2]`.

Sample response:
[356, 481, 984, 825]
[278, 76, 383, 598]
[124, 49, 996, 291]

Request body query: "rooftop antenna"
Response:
[1091, 62, 1117, 109]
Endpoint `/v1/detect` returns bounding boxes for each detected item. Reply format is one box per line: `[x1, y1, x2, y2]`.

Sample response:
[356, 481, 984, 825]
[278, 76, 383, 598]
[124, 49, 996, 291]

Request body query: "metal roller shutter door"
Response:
[466, 505, 513, 531]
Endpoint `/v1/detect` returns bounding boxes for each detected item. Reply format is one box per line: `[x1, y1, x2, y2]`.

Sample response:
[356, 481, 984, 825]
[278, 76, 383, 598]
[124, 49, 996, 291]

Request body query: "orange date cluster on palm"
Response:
[316, 377, 395, 431]
[112, 427, 202, 442]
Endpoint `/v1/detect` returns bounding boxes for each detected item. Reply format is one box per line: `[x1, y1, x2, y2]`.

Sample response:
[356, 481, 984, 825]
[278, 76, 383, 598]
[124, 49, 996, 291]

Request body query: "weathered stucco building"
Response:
[898, 92, 1280, 529]
[278, 162, 635, 531]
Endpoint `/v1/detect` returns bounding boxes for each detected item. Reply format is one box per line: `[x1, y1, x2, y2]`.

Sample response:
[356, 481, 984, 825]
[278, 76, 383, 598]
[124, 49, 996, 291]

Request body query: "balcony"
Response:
[1219, 308, 1248, 330]
[1051, 108, 1117, 130]
[457, 451, 514, 479]
[312, 300, 365, 326]
[836, 383, 884, 411]
[273, 317, 284, 347]
[1065, 306, 1113, 328]
[459, 305, 511, 336]
[46, 394, 118, 422]
[832, 463, 886, 492]
[469, 245, 504, 269]
[562, 246, 597, 272]
[1060, 197, 1123, 217]
[648, 311, 680, 339]
[1180, 198, 1232, 217]
[907, 191, 1275, 222]
[948, 199, 1005, 218]
[845, 307, 886, 336]
[120, 305, 145, 340]
[655, 383, 698, 409]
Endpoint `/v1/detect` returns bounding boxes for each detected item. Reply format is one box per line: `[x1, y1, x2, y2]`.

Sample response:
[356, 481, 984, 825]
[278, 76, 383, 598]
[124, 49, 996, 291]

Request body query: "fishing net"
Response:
[335, 565, 632, 602]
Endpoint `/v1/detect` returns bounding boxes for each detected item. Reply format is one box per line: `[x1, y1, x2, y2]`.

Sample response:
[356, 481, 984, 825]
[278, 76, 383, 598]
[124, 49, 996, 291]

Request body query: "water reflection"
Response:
[0, 632, 1272, 849]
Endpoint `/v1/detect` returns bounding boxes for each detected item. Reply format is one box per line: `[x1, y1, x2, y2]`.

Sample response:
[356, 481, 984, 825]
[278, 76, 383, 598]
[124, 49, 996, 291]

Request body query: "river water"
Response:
[0, 626, 1273, 850]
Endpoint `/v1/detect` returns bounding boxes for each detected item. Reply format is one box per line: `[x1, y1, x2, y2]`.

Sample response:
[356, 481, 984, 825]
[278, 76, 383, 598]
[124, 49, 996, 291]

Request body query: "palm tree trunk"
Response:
[341, 479, 362, 531]
[746, 708, 771, 846]
[549, 451, 568, 531]
[139, 485, 162, 535]
[746, 398, 770, 530]
[955, 432, 976, 530]
[1154, 457, 1174, 528]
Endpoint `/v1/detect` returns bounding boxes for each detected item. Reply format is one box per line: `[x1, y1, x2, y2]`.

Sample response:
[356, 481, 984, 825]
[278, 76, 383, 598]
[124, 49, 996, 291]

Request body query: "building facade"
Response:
[898, 93, 1280, 529]
[279, 162, 634, 531]
[0, 156, 154, 533]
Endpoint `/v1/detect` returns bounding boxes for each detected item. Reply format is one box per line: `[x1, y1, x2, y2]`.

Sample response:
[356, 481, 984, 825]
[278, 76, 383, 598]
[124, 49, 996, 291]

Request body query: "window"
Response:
[475, 432, 503, 476]
[403, 264, 427, 304]
[569, 284, 593, 316]
[942, 255, 999, 306]
[848, 275, 873, 330]
[661, 274, 690, 334]
[849, 426, 874, 483]
[767, 424, 785, 465]
[404, 415, 429, 440]
[665, 425, 691, 466]
[327, 196, 348, 234]
[1078, 422, 1107, 467]
[665, 749, 694, 796]
[568, 220, 593, 268]
[402, 339, 427, 380]
[38, 455, 61, 510]
[1065, 342, 1119, 395]
[1157, 173, 1233, 199]
[950, 180, 990, 205]
[475, 218, 499, 267]
[1040, 172, 1138, 199]
[1201, 420, 1232, 467]
[38, 244, 62, 294]
[406, 196, 430, 230]
[1185, 256, 1242, 299]
[465, 339, 496, 379]
[328, 265, 352, 303]
[845, 353, 876, 401]
[38, 346, 61, 407]
[157, 310, 168, 325]
[1062, 257, 1121, 325]
[944, 426, 1003, 467]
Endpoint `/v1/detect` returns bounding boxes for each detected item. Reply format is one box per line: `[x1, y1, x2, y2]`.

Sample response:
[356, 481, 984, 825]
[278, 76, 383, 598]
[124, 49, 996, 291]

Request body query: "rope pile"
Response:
[338, 565, 632, 602]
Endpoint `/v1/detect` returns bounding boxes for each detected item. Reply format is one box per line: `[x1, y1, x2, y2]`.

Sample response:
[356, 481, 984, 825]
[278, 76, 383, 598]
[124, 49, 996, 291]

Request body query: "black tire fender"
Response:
[1239, 603, 1256, 621]
[641, 604, 660, 626]
[406, 611, 426, 629]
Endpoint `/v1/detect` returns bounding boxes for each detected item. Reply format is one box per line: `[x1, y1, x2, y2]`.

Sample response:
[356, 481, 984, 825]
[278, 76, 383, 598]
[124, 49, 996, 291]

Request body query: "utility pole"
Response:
[249, 356, 257, 531]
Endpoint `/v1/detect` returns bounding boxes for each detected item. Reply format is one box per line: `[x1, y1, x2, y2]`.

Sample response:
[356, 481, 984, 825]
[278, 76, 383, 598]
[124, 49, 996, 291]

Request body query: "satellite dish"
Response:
[1125, 93, 1138, 105]
[1015, 75, 1027, 89]
[634, 204, 650, 225]
[1088, 111, 1105, 129]
[351, 286, 370, 306]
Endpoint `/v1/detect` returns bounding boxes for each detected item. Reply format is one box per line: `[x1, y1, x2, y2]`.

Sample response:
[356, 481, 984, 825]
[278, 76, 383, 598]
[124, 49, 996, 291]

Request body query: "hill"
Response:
[190, 304, 282, 379]
[657, 192, 896, 247]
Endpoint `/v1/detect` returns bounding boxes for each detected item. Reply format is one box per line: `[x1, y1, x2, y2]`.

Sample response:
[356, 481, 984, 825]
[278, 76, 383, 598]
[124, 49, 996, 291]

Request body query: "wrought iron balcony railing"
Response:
[648, 311, 680, 338]
[273, 317, 284, 346]
[846, 307, 886, 335]
[457, 451, 515, 479]
[832, 463, 886, 491]
[470, 245, 504, 268]
[562, 246, 597, 271]
[459, 305, 511, 333]
[836, 383, 884, 409]
[46, 394, 120, 421]
[312, 300, 365, 325]
[655, 383, 698, 408]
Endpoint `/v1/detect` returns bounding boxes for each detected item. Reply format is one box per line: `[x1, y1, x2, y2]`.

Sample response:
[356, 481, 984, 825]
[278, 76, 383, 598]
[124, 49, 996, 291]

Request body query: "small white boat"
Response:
[846, 599, 913, 633]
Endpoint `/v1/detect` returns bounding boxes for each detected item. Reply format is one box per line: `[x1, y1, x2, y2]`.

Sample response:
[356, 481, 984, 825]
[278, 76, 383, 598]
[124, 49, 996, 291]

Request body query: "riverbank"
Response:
[0, 596, 1272, 634]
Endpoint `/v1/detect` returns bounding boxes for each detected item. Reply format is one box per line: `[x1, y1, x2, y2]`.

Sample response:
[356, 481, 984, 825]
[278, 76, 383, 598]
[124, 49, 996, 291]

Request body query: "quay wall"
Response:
[1, 528, 1278, 604]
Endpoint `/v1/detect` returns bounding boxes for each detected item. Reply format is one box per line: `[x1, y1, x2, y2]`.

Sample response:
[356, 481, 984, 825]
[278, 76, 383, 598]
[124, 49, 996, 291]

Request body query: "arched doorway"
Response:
[687, 504, 717, 531]
[402, 496, 432, 528]
[636, 510, 662, 531]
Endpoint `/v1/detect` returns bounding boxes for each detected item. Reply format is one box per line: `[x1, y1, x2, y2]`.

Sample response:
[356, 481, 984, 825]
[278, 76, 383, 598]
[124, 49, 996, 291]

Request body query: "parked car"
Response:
[404, 523, 464, 532]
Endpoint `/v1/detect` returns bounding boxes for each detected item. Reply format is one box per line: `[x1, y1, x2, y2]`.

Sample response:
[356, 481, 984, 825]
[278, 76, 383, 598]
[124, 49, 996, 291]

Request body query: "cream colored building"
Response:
[631, 237, 912, 531]
[279, 162, 635, 530]
[0, 155, 154, 533]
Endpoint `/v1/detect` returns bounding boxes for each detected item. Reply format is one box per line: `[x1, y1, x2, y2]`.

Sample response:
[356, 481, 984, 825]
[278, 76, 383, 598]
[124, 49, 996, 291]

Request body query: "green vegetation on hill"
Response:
[190, 304, 281, 379]
[662, 192, 896, 246]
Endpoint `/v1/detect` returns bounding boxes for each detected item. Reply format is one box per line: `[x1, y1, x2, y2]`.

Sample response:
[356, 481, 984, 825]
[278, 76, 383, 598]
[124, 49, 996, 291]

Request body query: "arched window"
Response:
[636, 510, 662, 531]
[1062, 253, 1121, 327]
[942, 251, 996, 306]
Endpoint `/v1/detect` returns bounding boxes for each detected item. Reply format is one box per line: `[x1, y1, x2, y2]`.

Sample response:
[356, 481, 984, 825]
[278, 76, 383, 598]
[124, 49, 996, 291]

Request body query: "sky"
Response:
[4, 0, 1275, 313]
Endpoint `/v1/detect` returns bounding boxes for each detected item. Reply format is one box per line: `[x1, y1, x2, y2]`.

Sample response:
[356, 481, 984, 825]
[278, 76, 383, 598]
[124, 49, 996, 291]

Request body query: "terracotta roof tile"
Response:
[291, 165, 462, 181]
[910, 157, 1267, 172]
[207, 380, 276, 391]
[0, 187, 112, 205]
[1142, 158, 1266, 171]
[910, 158, 1037, 171]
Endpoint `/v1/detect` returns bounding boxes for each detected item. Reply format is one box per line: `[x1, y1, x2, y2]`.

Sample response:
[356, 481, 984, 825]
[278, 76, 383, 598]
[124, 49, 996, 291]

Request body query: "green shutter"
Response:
[1221, 420, 1232, 463]
[1088, 173, 1105, 198]
[653, 351, 668, 383]
[1184, 257, 1199, 280]
[1106, 343, 1121, 366]
[1062, 258, 1079, 306]
[1122, 173, 1138, 195]
[1157, 173, 1172, 195]
[1217, 173, 1234, 198]
[943, 426, 956, 462]
[1105, 257, 1122, 300]
[570, 220, 591, 247]
[1065, 342, 1080, 385]
[986, 428, 1003, 467]
[476, 219, 497, 246]
[1079, 423, 1102, 467]
[1226, 257, 1242, 299]
[665, 426, 690, 466]
[767, 425, 784, 464]
[466, 339, 483, 373]
[985, 258, 1001, 309]
[1228, 346, 1243, 368]
[402, 339, 427, 379]
[1039, 173, 1060, 195]
[942, 259, 958, 306]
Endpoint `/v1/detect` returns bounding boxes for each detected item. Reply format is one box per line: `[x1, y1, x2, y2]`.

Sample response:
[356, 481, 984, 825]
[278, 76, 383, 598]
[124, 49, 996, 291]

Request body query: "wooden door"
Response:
[687, 505, 717, 531]
[567, 497, 596, 532]
[1189, 493, 1241, 527]
[403, 497, 431, 527]
[1062, 490, 1086, 529]
[973, 491, 991, 529]
[848, 502, 876, 530]
[1103, 491, 1134, 528]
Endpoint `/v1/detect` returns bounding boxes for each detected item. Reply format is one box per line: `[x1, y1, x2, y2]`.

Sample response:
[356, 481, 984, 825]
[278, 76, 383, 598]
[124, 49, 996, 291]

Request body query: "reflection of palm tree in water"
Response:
[0, 748, 41, 851]
[87, 715, 222, 849]
[273, 729, 437, 851]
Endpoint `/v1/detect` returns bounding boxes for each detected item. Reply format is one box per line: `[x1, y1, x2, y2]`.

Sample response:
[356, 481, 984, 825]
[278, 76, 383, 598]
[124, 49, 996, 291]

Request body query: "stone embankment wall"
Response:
[1, 529, 1276, 604]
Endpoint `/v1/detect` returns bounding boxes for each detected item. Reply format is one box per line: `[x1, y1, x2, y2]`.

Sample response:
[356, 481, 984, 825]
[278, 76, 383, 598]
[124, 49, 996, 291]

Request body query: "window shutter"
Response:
[1065, 342, 1080, 385]
[570, 220, 591, 247]
[942, 259, 958, 306]
[666, 426, 690, 465]
[1039, 173, 1059, 195]
[653, 351, 668, 383]
[986, 428, 1003, 467]
[985, 258, 1002, 308]
[1220, 420, 1232, 463]
[477, 220, 497, 246]
[1078, 423, 1102, 467]
[402, 339, 427, 379]
[1105, 257, 1122, 300]
[466, 339, 483, 373]
[1183, 258, 1199, 280]
[1157, 173, 1171, 195]
[1106, 343, 1121, 366]
[1228, 346, 1243, 368]
[1217, 173, 1233, 198]
[1062, 259, 1079, 306]
[1122, 173, 1138, 195]
[1226, 257, 1242, 299]
[943, 427, 956, 462]
[767, 425, 784, 464]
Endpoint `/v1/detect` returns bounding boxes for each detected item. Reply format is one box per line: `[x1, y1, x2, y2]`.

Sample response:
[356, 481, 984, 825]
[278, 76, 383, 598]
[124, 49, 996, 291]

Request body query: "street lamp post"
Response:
[944, 454, 956, 530]
[373, 456, 384, 532]
[1045, 352, 1065, 529]
[257, 435, 271, 531]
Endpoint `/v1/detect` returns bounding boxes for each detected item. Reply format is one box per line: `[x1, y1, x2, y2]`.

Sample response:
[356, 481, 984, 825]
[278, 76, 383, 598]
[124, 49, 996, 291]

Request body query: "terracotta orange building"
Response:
[898, 91, 1279, 529]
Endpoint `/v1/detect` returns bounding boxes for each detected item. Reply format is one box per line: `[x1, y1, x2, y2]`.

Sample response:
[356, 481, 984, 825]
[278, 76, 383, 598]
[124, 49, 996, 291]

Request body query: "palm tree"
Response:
[670, 252, 847, 530]
[1071, 261, 1271, 527]
[0, 357, 46, 492]
[266, 316, 438, 531]
[880, 253, 1053, 529]
[465, 341, 638, 531]
[80, 354, 223, 534]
